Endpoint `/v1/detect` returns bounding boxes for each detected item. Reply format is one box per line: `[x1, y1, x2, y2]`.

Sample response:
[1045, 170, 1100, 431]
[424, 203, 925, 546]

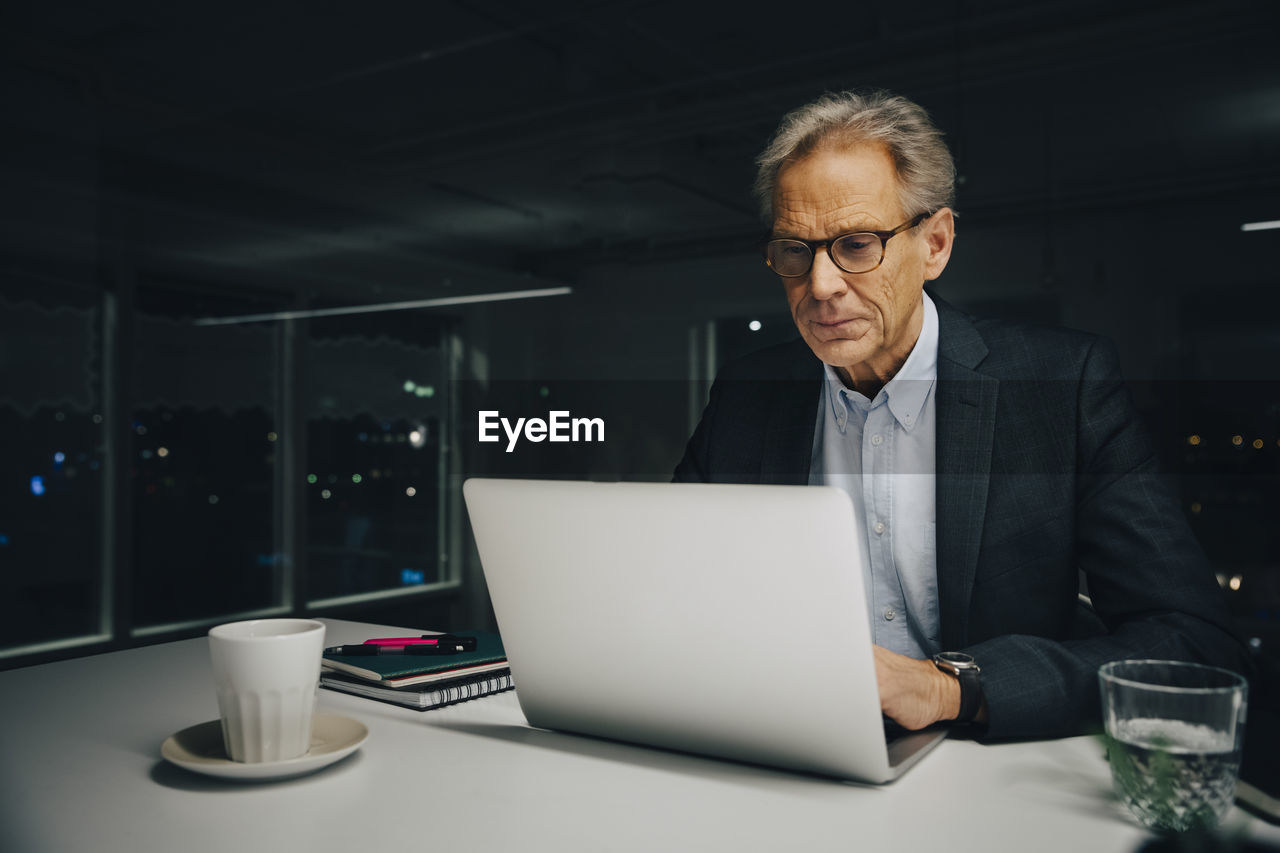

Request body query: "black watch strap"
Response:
[933, 652, 983, 723]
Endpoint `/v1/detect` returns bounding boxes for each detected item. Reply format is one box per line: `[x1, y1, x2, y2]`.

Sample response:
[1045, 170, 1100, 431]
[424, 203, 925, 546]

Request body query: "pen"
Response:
[325, 643, 469, 656]
[362, 634, 477, 651]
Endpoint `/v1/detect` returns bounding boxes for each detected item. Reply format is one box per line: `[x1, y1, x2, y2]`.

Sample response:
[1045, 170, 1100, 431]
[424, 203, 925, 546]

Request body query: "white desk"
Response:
[2, 619, 1276, 853]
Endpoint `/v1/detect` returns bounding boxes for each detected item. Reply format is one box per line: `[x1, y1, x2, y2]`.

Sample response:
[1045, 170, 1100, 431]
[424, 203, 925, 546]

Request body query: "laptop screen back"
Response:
[464, 478, 925, 782]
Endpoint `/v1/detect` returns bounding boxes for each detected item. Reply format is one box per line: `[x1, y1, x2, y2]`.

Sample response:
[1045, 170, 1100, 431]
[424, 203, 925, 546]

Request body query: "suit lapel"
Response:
[760, 375, 820, 485]
[755, 340, 821, 486]
[934, 297, 998, 649]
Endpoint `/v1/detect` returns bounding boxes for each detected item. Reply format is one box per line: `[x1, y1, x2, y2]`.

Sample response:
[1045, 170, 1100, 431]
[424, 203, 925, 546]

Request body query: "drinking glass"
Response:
[1098, 660, 1248, 832]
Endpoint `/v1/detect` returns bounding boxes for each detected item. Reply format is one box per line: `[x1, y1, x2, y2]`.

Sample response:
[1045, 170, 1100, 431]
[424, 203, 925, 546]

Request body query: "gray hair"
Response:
[753, 89, 956, 222]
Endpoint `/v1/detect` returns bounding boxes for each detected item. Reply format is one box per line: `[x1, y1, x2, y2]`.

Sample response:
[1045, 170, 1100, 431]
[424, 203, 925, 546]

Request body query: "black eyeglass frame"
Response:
[764, 211, 933, 277]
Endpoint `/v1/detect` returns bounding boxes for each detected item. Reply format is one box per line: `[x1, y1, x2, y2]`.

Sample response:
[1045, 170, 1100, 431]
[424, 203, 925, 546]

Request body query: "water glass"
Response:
[1098, 659, 1248, 832]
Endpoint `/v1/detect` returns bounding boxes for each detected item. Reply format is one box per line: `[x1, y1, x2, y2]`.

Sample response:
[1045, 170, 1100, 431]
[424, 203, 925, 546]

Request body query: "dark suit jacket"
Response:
[674, 295, 1249, 739]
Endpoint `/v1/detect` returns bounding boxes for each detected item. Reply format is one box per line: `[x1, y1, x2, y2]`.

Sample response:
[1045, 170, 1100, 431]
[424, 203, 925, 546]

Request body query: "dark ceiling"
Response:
[2, 0, 1278, 307]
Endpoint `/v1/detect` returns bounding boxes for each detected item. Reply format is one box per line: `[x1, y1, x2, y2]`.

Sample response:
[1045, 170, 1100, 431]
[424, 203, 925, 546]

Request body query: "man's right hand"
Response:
[873, 645, 963, 730]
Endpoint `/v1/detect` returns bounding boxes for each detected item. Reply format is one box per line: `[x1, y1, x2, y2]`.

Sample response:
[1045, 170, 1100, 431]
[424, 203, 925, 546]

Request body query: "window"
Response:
[0, 280, 459, 668]
[131, 285, 285, 630]
[305, 311, 452, 605]
[0, 282, 107, 653]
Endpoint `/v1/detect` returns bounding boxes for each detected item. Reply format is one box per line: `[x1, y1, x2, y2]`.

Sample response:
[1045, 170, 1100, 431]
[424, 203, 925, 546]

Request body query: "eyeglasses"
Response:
[764, 212, 931, 277]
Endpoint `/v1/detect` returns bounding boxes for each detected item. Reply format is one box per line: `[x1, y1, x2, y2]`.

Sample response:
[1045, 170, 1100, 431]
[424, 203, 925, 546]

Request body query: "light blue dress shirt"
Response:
[808, 292, 940, 659]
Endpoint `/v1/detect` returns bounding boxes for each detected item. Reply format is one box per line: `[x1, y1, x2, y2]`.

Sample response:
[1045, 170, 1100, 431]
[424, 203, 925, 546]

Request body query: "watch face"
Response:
[936, 652, 976, 667]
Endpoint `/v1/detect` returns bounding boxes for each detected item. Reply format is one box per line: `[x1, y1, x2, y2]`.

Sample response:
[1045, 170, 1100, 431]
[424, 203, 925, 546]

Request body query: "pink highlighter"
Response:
[363, 637, 441, 646]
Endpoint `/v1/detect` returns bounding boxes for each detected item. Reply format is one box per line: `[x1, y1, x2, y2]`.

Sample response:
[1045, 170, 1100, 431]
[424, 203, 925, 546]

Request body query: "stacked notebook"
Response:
[320, 631, 513, 711]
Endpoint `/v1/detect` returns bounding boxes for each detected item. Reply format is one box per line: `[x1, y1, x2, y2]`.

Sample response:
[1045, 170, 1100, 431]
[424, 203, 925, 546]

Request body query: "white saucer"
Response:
[161, 713, 368, 781]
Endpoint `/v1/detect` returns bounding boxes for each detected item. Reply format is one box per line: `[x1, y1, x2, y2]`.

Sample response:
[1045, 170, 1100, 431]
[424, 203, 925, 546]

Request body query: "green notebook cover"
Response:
[321, 631, 507, 685]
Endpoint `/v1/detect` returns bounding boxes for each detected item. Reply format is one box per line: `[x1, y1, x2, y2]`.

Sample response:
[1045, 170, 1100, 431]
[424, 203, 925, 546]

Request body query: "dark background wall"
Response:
[2, 0, 1278, 666]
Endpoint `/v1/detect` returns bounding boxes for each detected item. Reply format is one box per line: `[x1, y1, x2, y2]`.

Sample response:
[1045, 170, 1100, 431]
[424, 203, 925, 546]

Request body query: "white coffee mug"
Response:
[208, 618, 326, 763]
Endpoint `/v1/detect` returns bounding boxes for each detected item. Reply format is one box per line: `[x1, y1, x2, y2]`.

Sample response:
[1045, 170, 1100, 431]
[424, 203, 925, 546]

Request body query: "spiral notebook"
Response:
[321, 631, 508, 687]
[463, 478, 947, 784]
[321, 668, 514, 711]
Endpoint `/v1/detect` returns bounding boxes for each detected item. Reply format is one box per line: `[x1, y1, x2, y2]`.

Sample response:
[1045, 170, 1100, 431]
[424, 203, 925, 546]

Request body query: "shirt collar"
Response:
[821, 291, 939, 433]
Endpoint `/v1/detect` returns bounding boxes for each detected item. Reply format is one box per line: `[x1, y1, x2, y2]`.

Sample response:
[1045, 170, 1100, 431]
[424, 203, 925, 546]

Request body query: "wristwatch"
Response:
[932, 651, 983, 723]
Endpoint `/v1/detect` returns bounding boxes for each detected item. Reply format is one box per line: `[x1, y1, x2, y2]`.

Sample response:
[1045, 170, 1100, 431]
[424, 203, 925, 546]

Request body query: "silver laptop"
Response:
[462, 478, 947, 783]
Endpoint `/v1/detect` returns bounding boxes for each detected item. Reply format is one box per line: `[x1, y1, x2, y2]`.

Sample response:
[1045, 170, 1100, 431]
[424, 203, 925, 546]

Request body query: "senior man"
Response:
[674, 90, 1248, 740]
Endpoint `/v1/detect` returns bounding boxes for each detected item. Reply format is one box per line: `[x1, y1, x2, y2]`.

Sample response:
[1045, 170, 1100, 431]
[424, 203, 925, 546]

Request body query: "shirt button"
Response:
[873, 521, 886, 535]
[870, 434, 883, 446]
[904, 414, 913, 424]
[884, 608, 896, 621]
